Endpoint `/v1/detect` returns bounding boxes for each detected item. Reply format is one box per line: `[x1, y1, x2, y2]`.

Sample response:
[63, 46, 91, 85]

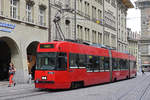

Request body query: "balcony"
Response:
[127, 36, 138, 42]
[0, 11, 3, 16]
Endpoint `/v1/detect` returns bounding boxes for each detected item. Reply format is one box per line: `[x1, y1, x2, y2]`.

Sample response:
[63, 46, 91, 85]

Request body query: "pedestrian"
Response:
[142, 69, 145, 75]
[8, 62, 16, 87]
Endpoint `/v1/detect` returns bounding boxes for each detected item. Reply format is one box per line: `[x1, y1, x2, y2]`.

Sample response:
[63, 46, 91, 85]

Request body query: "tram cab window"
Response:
[36, 52, 57, 70]
[57, 52, 67, 70]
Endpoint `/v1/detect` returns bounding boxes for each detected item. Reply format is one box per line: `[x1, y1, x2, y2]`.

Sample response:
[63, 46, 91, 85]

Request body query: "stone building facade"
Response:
[127, 28, 139, 70]
[50, 0, 133, 51]
[0, 0, 48, 83]
[136, 0, 150, 70]
[0, 0, 134, 83]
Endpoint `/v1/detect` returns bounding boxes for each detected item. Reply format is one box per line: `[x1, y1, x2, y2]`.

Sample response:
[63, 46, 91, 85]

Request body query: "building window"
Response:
[103, 31, 110, 46]
[77, 0, 83, 13]
[0, 0, 1, 12]
[111, 35, 116, 48]
[85, 28, 90, 42]
[118, 44, 120, 52]
[98, 32, 102, 44]
[118, 29, 120, 39]
[65, 19, 71, 39]
[92, 30, 97, 43]
[26, 4, 33, 22]
[39, 8, 45, 26]
[10, 0, 18, 19]
[0, 0, 3, 15]
[77, 25, 83, 40]
[95, 0, 103, 5]
[106, 0, 110, 3]
[98, 9, 102, 23]
[111, 0, 116, 8]
[92, 6, 96, 21]
[84, 1, 90, 18]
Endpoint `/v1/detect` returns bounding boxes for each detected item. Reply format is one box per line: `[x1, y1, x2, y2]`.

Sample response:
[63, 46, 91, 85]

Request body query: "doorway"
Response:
[0, 40, 11, 81]
[27, 41, 39, 80]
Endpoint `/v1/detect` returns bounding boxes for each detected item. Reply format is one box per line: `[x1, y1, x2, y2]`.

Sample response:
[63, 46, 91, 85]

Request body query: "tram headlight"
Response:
[42, 76, 47, 80]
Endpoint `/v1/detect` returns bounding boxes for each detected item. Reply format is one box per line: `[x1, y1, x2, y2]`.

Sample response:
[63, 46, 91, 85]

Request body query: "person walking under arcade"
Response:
[8, 62, 16, 87]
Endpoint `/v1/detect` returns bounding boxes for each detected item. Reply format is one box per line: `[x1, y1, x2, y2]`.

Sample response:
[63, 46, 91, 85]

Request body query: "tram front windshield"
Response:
[36, 52, 67, 71]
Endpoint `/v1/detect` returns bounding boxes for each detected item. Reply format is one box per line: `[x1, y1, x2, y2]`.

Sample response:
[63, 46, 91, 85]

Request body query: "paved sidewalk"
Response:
[0, 81, 35, 92]
[0, 72, 150, 100]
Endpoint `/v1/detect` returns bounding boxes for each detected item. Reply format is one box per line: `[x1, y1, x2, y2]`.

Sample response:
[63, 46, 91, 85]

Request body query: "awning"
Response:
[122, 0, 134, 8]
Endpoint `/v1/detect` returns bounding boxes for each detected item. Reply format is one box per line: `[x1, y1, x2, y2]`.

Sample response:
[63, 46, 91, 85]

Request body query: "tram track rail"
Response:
[139, 82, 150, 100]
[118, 74, 150, 100]
[0, 89, 50, 100]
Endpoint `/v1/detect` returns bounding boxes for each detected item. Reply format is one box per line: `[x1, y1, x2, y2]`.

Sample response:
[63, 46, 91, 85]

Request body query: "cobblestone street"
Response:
[0, 72, 150, 100]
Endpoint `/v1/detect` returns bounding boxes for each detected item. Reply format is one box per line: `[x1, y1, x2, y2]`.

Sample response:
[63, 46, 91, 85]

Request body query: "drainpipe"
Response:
[74, 0, 77, 40]
[117, 0, 118, 51]
[48, 0, 51, 42]
[103, 0, 104, 45]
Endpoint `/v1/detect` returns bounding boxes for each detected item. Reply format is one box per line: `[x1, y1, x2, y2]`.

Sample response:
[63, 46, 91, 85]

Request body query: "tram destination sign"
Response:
[40, 44, 54, 48]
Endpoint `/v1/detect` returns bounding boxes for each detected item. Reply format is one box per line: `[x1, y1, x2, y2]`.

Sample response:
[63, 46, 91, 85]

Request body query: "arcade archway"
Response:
[26, 41, 39, 79]
[0, 37, 20, 81]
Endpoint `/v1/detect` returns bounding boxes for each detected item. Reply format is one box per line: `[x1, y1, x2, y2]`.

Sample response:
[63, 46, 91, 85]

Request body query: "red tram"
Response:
[34, 40, 137, 89]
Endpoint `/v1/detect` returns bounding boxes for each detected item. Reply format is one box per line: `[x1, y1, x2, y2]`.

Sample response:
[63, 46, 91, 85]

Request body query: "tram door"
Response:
[109, 50, 113, 82]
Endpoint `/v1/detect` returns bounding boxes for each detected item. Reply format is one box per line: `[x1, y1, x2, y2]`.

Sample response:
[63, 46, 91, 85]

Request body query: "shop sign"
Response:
[0, 22, 16, 33]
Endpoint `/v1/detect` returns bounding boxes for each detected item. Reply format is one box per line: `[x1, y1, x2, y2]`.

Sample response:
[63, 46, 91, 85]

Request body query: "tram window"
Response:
[134, 61, 136, 69]
[87, 55, 94, 71]
[99, 57, 104, 71]
[118, 59, 121, 70]
[93, 56, 99, 71]
[119, 59, 125, 70]
[130, 61, 134, 69]
[125, 60, 128, 69]
[57, 52, 67, 70]
[126, 60, 130, 69]
[69, 53, 78, 68]
[78, 54, 86, 68]
[86, 55, 100, 72]
[119, 59, 122, 70]
[104, 57, 109, 71]
[112, 58, 118, 70]
[120, 59, 127, 70]
[122, 60, 127, 69]
[69, 53, 86, 68]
